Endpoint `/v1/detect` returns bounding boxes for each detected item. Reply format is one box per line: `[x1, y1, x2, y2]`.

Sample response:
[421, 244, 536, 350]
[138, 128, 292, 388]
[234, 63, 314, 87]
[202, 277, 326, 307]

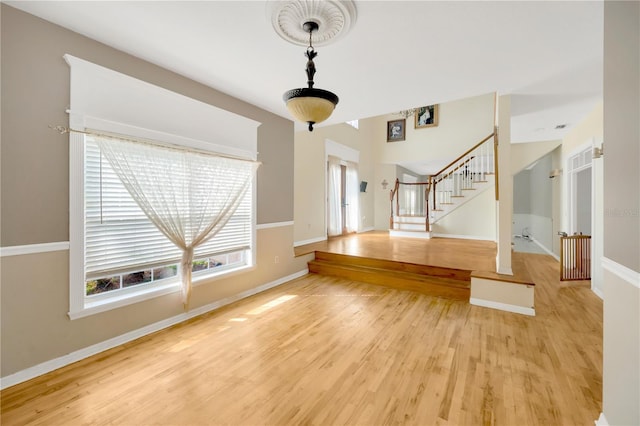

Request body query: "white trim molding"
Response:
[432, 233, 495, 241]
[256, 221, 294, 230]
[294, 235, 327, 247]
[530, 236, 560, 261]
[0, 268, 309, 390]
[602, 257, 640, 289]
[0, 242, 70, 257]
[470, 297, 536, 316]
[358, 227, 375, 233]
[592, 287, 604, 300]
[595, 412, 609, 426]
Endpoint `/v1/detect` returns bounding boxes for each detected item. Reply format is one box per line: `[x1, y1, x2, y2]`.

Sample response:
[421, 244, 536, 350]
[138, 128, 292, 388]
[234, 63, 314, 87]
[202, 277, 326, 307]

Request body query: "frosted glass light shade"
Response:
[283, 88, 339, 131]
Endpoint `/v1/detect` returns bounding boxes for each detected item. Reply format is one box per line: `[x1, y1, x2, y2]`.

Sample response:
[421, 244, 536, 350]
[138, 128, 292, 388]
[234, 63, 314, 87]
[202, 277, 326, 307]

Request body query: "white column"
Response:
[495, 95, 513, 275]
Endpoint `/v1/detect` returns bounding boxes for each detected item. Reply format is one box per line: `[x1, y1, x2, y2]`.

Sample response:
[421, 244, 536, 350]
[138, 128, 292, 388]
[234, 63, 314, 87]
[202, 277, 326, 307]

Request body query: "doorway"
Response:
[564, 142, 604, 292]
[567, 147, 593, 235]
[327, 156, 359, 237]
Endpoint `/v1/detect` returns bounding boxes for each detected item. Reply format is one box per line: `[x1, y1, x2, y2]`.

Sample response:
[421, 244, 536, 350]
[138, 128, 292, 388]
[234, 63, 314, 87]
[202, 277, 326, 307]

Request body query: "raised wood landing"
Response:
[298, 231, 496, 300]
[295, 231, 497, 272]
[309, 251, 470, 300]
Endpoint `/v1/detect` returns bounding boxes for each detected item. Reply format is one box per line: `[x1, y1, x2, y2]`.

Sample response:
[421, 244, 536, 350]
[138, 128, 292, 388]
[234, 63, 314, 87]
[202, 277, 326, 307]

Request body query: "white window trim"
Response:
[65, 54, 260, 319]
[69, 117, 259, 320]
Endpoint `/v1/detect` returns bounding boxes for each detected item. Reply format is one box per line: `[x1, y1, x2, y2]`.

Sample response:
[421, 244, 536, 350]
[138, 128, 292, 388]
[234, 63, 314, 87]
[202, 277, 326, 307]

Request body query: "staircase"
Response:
[429, 173, 495, 224]
[308, 251, 471, 300]
[390, 131, 497, 239]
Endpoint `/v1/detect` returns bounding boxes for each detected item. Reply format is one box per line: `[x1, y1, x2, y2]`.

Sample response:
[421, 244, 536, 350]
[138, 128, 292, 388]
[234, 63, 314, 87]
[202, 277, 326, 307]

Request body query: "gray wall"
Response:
[513, 154, 553, 218]
[602, 2, 640, 425]
[529, 154, 552, 218]
[513, 171, 531, 214]
[512, 153, 553, 250]
[1, 4, 293, 247]
[603, 1, 640, 271]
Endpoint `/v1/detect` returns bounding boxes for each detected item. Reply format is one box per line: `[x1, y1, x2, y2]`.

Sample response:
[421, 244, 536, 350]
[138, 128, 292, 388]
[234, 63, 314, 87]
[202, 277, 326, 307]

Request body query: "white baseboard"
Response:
[389, 230, 432, 239]
[0, 268, 309, 390]
[595, 412, 608, 426]
[358, 227, 375, 233]
[432, 233, 495, 241]
[470, 297, 536, 316]
[530, 236, 560, 261]
[592, 286, 604, 300]
[496, 266, 514, 275]
[294, 235, 327, 247]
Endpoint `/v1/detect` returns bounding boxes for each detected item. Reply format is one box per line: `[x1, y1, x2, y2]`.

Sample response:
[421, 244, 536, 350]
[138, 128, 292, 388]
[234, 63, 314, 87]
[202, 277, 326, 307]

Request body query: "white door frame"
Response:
[564, 138, 604, 298]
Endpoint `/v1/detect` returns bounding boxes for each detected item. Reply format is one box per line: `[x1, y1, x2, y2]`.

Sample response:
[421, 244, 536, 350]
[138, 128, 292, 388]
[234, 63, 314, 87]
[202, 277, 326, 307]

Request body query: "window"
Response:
[84, 136, 251, 299]
[346, 120, 359, 129]
[65, 54, 260, 319]
[70, 134, 255, 318]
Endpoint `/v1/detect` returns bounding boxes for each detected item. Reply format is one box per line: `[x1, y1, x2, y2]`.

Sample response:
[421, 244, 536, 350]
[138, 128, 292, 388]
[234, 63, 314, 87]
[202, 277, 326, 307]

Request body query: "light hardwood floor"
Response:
[1, 253, 601, 425]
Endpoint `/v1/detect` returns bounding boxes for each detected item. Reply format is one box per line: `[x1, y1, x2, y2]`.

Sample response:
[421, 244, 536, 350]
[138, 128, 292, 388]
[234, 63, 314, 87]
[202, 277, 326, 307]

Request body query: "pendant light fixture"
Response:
[283, 21, 339, 132]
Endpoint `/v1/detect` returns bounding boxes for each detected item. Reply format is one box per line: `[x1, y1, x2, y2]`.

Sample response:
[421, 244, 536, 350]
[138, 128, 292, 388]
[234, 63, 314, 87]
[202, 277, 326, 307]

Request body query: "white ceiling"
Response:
[8, 0, 603, 144]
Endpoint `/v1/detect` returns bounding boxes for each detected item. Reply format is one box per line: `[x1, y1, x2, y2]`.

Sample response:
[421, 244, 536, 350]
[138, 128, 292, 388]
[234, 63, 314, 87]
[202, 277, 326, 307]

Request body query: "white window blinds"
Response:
[84, 136, 255, 282]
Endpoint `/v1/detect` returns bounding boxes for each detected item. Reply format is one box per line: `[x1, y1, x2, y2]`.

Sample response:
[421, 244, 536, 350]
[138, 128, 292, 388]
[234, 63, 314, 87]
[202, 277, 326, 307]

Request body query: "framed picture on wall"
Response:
[387, 119, 406, 142]
[415, 104, 439, 129]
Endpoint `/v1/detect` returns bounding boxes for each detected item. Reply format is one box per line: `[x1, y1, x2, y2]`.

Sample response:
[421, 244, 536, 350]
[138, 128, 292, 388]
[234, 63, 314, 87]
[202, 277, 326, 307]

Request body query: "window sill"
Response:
[68, 264, 255, 320]
[69, 281, 180, 320]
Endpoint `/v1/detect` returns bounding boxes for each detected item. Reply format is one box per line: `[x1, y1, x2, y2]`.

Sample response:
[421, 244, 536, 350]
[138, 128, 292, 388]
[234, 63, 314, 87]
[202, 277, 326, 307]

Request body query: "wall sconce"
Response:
[549, 169, 563, 179]
[381, 179, 389, 190]
[593, 145, 604, 159]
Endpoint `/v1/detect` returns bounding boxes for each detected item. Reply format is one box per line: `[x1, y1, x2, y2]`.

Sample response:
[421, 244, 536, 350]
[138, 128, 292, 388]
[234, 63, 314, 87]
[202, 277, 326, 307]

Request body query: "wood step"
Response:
[309, 252, 471, 300]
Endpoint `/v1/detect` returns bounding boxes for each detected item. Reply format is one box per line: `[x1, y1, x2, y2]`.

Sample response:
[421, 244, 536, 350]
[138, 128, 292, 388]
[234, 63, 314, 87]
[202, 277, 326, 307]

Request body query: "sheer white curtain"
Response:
[345, 161, 359, 233]
[96, 136, 259, 306]
[327, 155, 342, 237]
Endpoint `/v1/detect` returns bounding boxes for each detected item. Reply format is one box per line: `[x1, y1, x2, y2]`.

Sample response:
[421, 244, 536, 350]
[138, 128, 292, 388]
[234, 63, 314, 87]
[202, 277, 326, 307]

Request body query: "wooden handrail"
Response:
[396, 181, 429, 186]
[430, 132, 495, 178]
[431, 156, 475, 186]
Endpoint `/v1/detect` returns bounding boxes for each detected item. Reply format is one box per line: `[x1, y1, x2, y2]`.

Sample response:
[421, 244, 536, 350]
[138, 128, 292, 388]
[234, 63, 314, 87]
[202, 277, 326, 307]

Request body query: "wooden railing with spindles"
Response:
[389, 129, 498, 233]
[389, 178, 431, 232]
[428, 131, 497, 212]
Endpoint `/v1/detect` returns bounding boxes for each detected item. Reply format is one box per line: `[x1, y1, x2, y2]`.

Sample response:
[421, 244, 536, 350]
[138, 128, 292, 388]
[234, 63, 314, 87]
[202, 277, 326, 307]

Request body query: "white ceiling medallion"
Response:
[267, 0, 357, 47]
